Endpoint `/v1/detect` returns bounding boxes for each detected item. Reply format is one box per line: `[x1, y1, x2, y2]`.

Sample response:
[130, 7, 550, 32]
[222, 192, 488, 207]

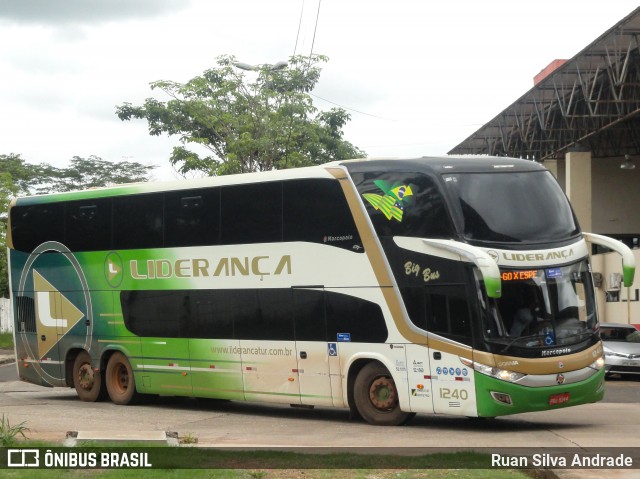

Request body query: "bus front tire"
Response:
[105, 352, 139, 405]
[72, 351, 106, 402]
[353, 362, 414, 426]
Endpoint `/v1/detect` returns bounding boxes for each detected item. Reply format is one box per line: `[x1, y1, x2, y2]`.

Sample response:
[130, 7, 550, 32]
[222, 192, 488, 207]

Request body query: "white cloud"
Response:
[0, 0, 638, 181]
[0, 0, 189, 25]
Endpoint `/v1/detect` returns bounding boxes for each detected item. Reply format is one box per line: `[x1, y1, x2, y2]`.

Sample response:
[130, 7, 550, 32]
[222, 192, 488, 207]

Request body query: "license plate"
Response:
[549, 392, 570, 406]
[622, 360, 637, 366]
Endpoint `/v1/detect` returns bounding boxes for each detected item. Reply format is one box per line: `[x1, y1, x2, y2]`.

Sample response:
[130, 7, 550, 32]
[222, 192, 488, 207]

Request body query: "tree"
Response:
[0, 154, 156, 297]
[116, 54, 366, 176]
[0, 154, 32, 298]
[36, 155, 156, 194]
[0, 167, 19, 299]
[0, 153, 42, 196]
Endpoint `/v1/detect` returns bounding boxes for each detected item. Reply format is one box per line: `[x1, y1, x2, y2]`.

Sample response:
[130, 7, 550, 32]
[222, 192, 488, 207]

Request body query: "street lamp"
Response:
[620, 154, 636, 170]
[232, 60, 289, 92]
[232, 61, 288, 72]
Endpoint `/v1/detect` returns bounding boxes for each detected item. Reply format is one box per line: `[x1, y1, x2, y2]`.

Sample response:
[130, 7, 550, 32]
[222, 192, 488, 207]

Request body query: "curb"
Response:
[526, 468, 561, 479]
[0, 355, 15, 365]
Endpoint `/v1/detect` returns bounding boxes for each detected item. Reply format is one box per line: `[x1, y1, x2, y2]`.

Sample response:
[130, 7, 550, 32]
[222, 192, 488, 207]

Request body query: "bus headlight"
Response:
[589, 356, 605, 370]
[460, 357, 525, 383]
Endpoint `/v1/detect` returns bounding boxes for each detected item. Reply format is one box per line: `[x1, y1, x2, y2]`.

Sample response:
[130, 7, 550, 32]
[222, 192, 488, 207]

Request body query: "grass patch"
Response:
[0, 470, 531, 478]
[0, 332, 13, 349]
[0, 415, 29, 446]
[2, 469, 531, 479]
[0, 447, 532, 478]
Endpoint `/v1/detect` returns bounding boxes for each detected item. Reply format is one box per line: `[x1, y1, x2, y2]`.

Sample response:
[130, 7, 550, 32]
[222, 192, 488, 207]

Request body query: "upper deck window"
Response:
[10, 178, 361, 253]
[443, 171, 579, 244]
[351, 171, 454, 239]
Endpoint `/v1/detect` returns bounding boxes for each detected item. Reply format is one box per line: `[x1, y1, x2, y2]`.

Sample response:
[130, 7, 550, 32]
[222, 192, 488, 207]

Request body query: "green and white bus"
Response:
[7, 156, 635, 426]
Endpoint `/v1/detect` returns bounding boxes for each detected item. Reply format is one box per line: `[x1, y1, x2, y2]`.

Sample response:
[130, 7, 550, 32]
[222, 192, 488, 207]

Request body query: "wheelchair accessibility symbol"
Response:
[328, 343, 338, 356]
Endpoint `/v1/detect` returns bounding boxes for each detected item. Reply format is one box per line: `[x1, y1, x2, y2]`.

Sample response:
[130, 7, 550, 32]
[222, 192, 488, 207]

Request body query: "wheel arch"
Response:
[100, 347, 127, 373]
[346, 358, 372, 419]
[345, 354, 410, 415]
[64, 348, 85, 387]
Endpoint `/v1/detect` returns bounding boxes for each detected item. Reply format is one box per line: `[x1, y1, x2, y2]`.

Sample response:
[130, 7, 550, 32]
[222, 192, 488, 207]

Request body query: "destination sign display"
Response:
[501, 270, 539, 281]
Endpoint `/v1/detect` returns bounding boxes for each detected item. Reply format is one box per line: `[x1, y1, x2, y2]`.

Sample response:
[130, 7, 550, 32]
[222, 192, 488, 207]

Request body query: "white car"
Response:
[600, 323, 640, 377]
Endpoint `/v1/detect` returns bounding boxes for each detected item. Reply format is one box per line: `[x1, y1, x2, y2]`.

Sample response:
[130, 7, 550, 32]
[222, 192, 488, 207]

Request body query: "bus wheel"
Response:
[105, 352, 138, 405]
[72, 351, 105, 402]
[353, 362, 414, 426]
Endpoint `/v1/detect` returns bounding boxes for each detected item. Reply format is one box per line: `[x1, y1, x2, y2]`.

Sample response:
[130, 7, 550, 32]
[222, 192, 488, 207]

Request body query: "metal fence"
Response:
[0, 298, 12, 333]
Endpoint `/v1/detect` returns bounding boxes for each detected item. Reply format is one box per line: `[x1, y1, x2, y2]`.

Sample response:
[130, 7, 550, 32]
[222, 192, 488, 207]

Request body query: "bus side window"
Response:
[254, 289, 294, 341]
[325, 291, 388, 343]
[425, 286, 473, 346]
[293, 289, 326, 341]
[400, 286, 427, 330]
[11, 203, 65, 252]
[65, 198, 112, 251]
[113, 194, 163, 250]
[121, 290, 188, 338]
[219, 289, 294, 341]
[190, 290, 233, 339]
[165, 189, 220, 247]
[351, 171, 454, 239]
[283, 179, 362, 252]
[221, 182, 283, 245]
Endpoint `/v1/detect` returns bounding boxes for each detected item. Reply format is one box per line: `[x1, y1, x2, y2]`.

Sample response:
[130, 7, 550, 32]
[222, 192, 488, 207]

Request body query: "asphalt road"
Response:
[603, 374, 640, 403]
[0, 357, 638, 402]
[0, 361, 17, 383]
[1, 357, 640, 449]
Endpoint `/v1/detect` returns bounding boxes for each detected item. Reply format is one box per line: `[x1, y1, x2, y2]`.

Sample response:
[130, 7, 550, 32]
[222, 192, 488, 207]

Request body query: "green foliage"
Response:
[0, 415, 29, 446]
[0, 154, 156, 297]
[179, 432, 198, 444]
[0, 153, 156, 197]
[34, 155, 156, 194]
[0, 153, 41, 197]
[0, 468, 531, 479]
[0, 154, 25, 299]
[116, 54, 366, 176]
[0, 333, 13, 349]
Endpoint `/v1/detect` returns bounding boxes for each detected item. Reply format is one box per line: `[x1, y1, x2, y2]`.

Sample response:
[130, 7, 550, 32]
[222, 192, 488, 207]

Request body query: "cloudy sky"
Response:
[1, 0, 638, 181]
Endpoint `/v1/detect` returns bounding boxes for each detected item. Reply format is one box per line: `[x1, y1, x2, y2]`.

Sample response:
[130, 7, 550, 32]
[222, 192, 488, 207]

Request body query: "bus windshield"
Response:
[481, 259, 596, 353]
[443, 171, 579, 244]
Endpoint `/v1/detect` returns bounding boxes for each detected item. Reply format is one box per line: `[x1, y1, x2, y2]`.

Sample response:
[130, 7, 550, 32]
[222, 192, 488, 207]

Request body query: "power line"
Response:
[292, 0, 305, 56]
[310, 93, 397, 121]
[308, 0, 322, 58]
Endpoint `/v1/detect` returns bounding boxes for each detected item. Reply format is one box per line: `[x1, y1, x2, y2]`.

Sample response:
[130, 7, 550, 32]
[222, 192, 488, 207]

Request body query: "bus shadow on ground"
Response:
[8, 382, 602, 434]
[100, 393, 597, 433]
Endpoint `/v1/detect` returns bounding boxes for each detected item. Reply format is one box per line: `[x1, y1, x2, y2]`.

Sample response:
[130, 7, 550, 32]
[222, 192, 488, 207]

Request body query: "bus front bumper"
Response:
[474, 367, 605, 417]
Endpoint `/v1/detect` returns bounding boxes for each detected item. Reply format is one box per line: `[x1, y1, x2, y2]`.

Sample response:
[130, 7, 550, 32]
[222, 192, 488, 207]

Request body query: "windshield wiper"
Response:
[499, 333, 541, 354]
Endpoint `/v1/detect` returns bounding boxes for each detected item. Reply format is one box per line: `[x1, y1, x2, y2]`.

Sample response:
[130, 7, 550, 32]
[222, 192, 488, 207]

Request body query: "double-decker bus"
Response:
[7, 156, 635, 426]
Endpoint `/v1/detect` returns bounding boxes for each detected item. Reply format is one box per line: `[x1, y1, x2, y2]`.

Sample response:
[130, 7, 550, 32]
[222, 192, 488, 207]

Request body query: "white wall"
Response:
[591, 249, 640, 326]
[0, 298, 11, 333]
[592, 156, 640, 234]
[548, 155, 640, 235]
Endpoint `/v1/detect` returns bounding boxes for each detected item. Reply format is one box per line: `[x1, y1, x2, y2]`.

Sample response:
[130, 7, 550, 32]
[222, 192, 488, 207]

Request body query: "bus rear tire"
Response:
[105, 352, 139, 405]
[353, 362, 414, 426]
[72, 351, 106, 402]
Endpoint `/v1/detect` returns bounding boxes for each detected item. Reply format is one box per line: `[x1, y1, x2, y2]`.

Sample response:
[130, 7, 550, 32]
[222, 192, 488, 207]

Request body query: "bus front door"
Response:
[429, 346, 477, 416]
[405, 343, 435, 414]
[293, 288, 339, 407]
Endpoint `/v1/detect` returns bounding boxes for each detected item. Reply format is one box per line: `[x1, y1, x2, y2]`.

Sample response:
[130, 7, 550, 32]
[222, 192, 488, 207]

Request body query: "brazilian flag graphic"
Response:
[362, 180, 413, 222]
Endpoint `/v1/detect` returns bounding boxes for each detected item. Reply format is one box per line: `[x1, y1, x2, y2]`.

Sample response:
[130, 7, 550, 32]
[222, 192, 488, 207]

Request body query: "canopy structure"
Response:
[449, 7, 640, 160]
